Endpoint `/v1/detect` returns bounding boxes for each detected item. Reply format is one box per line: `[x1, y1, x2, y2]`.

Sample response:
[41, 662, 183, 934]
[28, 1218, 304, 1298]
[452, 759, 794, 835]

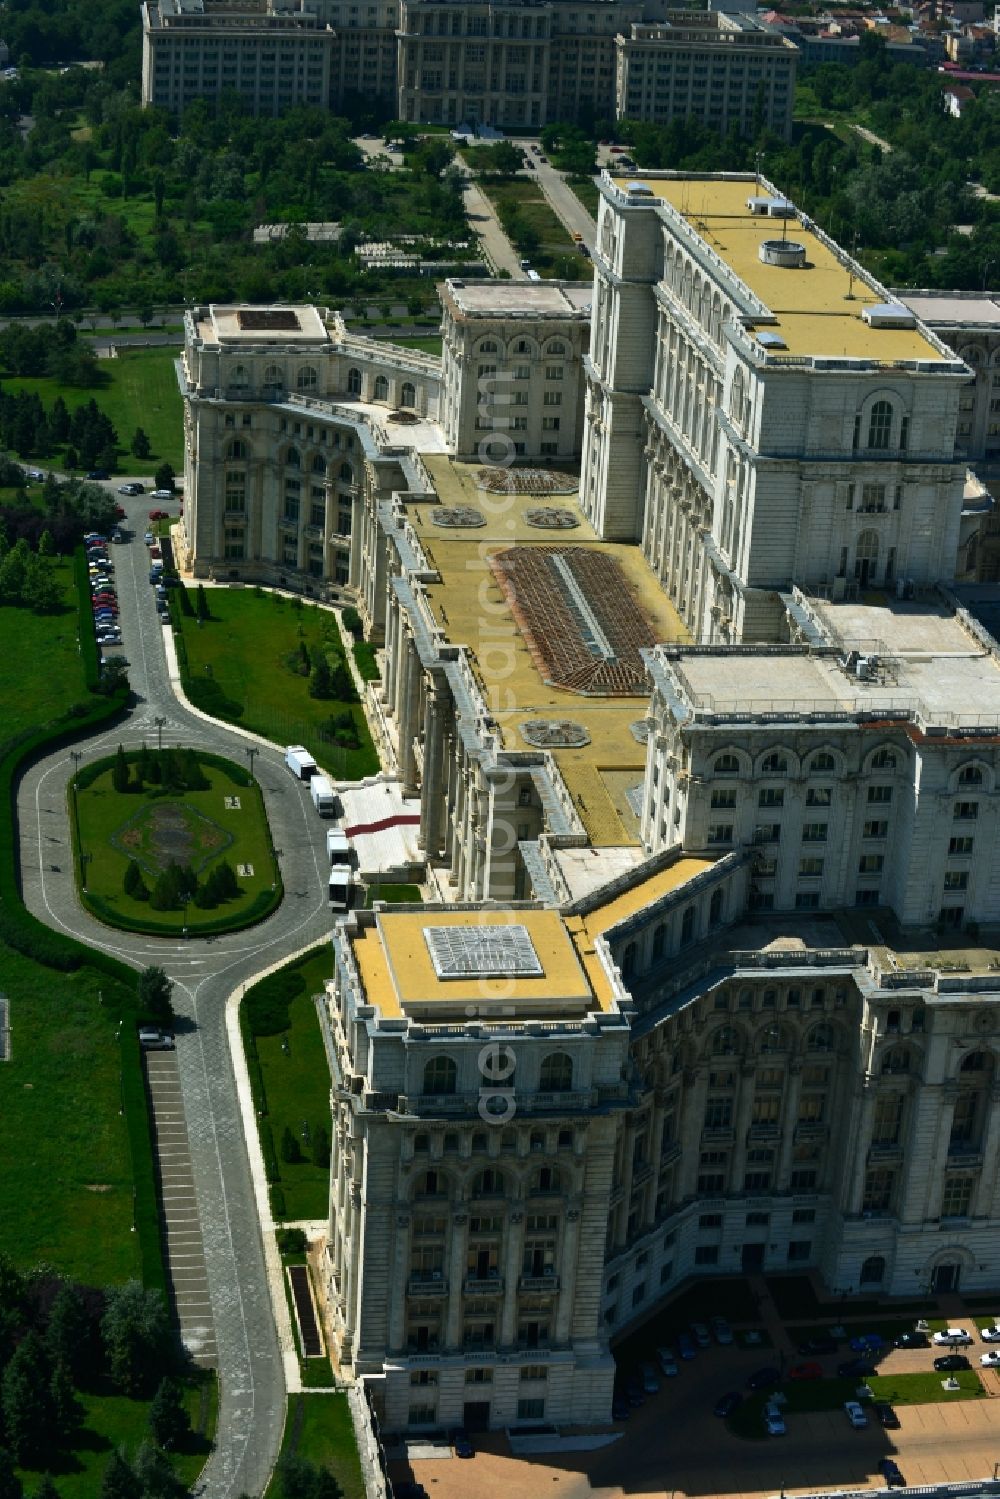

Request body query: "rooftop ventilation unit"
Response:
[756, 330, 787, 350]
[625, 181, 654, 197]
[862, 303, 917, 329]
[747, 195, 794, 217]
[759, 239, 807, 269]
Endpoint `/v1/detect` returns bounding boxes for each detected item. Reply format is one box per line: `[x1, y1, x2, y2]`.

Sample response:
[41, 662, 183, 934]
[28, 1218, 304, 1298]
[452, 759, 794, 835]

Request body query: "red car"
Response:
[148, 509, 168, 521]
[788, 1362, 823, 1381]
[114, 505, 126, 518]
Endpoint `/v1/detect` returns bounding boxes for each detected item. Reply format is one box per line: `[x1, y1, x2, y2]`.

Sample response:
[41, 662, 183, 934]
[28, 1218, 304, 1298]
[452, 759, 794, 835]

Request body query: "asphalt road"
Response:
[16, 497, 337, 1498]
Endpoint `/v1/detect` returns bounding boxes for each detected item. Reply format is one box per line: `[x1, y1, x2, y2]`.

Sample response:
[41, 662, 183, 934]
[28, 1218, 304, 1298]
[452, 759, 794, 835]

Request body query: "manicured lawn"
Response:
[569, 177, 600, 216]
[729, 1369, 983, 1440]
[869, 1369, 985, 1404]
[72, 751, 279, 935]
[256, 974, 335, 1222]
[264, 1393, 365, 1499]
[174, 590, 378, 780]
[14, 1373, 216, 1497]
[0, 560, 84, 748]
[392, 335, 443, 357]
[365, 881, 422, 905]
[0, 945, 139, 1283]
[3, 346, 185, 472]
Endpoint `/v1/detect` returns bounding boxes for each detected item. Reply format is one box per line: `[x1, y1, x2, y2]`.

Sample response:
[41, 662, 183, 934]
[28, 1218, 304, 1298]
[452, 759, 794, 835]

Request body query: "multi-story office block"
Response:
[614, 12, 798, 139]
[440, 278, 591, 462]
[580, 172, 971, 641]
[141, 0, 336, 118]
[319, 903, 633, 1431]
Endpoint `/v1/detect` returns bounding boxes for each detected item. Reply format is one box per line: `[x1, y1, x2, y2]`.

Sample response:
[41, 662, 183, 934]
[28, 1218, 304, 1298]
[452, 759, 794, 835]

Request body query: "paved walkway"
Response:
[461, 176, 525, 277]
[16, 497, 340, 1497]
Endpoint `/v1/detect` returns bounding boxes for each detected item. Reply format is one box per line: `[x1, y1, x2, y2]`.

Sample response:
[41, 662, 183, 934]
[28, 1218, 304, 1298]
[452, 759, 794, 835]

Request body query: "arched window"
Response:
[652, 923, 666, 959]
[347, 367, 362, 396]
[423, 1055, 457, 1095]
[714, 753, 740, 774]
[867, 400, 893, 450]
[539, 1052, 573, 1093]
[709, 888, 724, 927]
[680, 906, 695, 946]
[230, 364, 249, 390]
[297, 365, 317, 392]
[471, 1168, 504, 1196]
[514, 339, 531, 355]
[226, 439, 248, 461]
[711, 1025, 739, 1056]
[860, 1254, 885, 1286]
[414, 1170, 445, 1198]
[809, 752, 835, 773]
[881, 1045, 911, 1075]
[870, 748, 897, 771]
[548, 340, 565, 355]
[807, 1023, 833, 1053]
[262, 363, 283, 389]
[400, 381, 416, 409]
[622, 942, 637, 978]
[760, 752, 787, 774]
[285, 446, 300, 469]
[479, 339, 498, 354]
[758, 1023, 788, 1054]
[339, 461, 354, 485]
[311, 455, 326, 475]
[961, 1050, 990, 1073]
[530, 1165, 560, 1194]
[374, 374, 389, 401]
[959, 764, 984, 786]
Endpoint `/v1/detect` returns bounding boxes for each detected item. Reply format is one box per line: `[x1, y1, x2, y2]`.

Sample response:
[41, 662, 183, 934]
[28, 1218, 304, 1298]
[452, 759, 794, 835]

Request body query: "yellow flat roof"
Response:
[413, 459, 691, 846]
[610, 176, 947, 363]
[568, 856, 715, 944]
[350, 907, 615, 1020]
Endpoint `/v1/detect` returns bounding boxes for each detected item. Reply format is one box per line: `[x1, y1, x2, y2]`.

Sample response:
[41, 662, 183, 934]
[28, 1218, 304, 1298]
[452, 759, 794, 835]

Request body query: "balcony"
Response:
[748, 1122, 781, 1140]
[947, 1142, 982, 1167]
[519, 1274, 560, 1293]
[701, 1127, 734, 1144]
[407, 1274, 448, 1296]
[795, 1121, 828, 1141]
[868, 1140, 902, 1161]
[463, 1275, 504, 1295]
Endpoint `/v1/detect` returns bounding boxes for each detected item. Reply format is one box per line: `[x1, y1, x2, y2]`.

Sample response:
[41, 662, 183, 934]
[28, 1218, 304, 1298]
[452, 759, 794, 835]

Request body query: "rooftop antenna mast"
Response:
[845, 230, 859, 301]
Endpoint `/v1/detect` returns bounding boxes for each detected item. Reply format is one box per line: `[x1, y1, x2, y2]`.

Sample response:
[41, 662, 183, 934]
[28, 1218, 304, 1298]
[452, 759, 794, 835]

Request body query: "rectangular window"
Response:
[517, 1398, 545, 1421]
[704, 1099, 732, 1128]
[513, 364, 530, 380]
[802, 823, 828, 843]
[858, 854, 884, 875]
[941, 1174, 973, 1218]
[711, 789, 737, 809]
[541, 417, 560, 431]
[754, 824, 781, 845]
[798, 1094, 824, 1123]
[787, 1240, 811, 1261]
[806, 787, 831, 807]
[798, 857, 824, 878]
[224, 527, 245, 559]
[855, 888, 880, 907]
[944, 870, 969, 892]
[868, 786, 893, 804]
[955, 802, 979, 821]
[542, 391, 562, 406]
[949, 836, 974, 856]
[861, 483, 886, 513]
[707, 824, 733, 845]
[545, 365, 564, 380]
[792, 1208, 816, 1224]
[863, 820, 888, 839]
[795, 892, 820, 910]
[694, 1245, 719, 1265]
[520, 1365, 547, 1382]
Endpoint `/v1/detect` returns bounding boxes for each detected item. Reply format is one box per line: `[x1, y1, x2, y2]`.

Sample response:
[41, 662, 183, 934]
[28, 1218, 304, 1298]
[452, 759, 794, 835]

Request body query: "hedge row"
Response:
[0, 588, 167, 1294]
[81, 884, 283, 939]
[76, 745, 253, 792]
[352, 641, 381, 683]
[73, 545, 100, 690]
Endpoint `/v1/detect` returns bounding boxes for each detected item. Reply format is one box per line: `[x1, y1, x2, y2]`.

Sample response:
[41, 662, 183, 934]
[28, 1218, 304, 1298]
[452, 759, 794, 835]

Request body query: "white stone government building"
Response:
[174, 174, 1000, 1437]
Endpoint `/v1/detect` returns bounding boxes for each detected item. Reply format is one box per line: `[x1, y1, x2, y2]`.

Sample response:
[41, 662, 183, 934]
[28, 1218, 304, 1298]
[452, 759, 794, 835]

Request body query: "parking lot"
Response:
[388, 1285, 1000, 1499]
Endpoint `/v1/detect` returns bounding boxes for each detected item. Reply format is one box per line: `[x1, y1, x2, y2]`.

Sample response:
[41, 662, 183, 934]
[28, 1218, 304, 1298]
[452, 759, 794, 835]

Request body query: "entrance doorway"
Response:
[932, 1262, 961, 1294]
[855, 530, 879, 587]
[742, 1243, 765, 1272]
[463, 1400, 491, 1432]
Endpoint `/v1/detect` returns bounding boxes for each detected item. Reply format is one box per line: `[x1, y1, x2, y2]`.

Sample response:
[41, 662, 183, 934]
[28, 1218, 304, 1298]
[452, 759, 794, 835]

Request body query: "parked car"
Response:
[849, 1333, 885, 1354]
[138, 1027, 174, 1050]
[711, 1316, 734, 1346]
[874, 1401, 899, 1428]
[747, 1367, 781, 1392]
[656, 1345, 676, 1375]
[764, 1404, 786, 1436]
[844, 1401, 868, 1429]
[26, 467, 44, 480]
[144, 531, 155, 545]
[798, 1336, 838, 1355]
[624, 1378, 644, 1407]
[151, 488, 175, 499]
[690, 1322, 711, 1348]
[118, 481, 145, 495]
[895, 1331, 928, 1349]
[981, 1325, 1000, 1343]
[611, 1395, 630, 1421]
[148, 508, 169, 520]
[980, 1350, 1000, 1367]
[934, 1354, 970, 1371]
[85, 469, 110, 481]
[114, 505, 127, 518]
[932, 1327, 972, 1345]
[879, 1459, 905, 1488]
[677, 1333, 696, 1360]
[640, 1362, 660, 1394]
[788, 1362, 823, 1381]
[450, 1428, 473, 1459]
[713, 1391, 741, 1418]
[837, 1359, 876, 1379]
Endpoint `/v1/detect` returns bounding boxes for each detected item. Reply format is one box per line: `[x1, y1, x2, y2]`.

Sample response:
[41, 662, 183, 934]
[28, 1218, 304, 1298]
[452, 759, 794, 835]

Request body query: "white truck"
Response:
[310, 773, 336, 816]
[328, 865, 352, 910]
[284, 744, 317, 781]
[326, 827, 350, 863]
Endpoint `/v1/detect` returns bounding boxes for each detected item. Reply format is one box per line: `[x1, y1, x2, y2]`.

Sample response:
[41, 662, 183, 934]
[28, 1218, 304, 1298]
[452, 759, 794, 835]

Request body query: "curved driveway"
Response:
[16, 501, 336, 1497]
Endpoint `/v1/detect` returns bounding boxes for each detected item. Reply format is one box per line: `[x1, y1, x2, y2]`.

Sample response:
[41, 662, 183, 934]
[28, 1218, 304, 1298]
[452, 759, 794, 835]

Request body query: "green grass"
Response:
[264, 1394, 365, 1499]
[0, 560, 85, 749]
[569, 177, 600, 216]
[868, 1369, 985, 1405]
[72, 754, 279, 935]
[392, 335, 443, 356]
[729, 1369, 984, 1439]
[13, 1373, 216, 1497]
[365, 882, 422, 906]
[174, 590, 378, 780]
[257, 979, 334, 1221]
[3, 347, 184, 472]
[0, 946, 140, 1282]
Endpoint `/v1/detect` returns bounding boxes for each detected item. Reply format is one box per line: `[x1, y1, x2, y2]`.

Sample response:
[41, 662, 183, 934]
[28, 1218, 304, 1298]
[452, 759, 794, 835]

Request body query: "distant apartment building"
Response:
[897, 291, 1000, 468]
[140, 0, 336, 117]
[614, 12, 798, 140]
[141, 0, 794, 134]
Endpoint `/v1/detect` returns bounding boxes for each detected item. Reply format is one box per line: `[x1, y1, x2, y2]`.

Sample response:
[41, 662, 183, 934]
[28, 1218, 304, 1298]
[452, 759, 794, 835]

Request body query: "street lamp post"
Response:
[80, 851, 91, 892]
[272, 847, 283, 893]
[245, 746, 258, 781]
[154, 715, 167, 752]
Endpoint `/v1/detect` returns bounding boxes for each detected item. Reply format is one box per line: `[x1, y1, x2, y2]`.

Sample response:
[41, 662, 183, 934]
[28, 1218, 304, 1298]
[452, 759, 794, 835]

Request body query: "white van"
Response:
[326, 827, 350, 864]
[284, 745, 318, 781]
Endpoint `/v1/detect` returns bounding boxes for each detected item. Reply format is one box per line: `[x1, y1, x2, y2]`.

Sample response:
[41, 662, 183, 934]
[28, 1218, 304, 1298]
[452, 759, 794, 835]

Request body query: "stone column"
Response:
[388, 1215, 410, 1353]
[445, 1214, 467, 1349]
[612, 1119, 637, 1249]
[419, 686, 446, 856]
[677, 1069, 709, 1200]
[500, 1210, 524, 1348]
[554, 1205, 582, 1344]
[776, 1064, 804, 1190]
[729, 1063, 758, 1191]
[399, 639, 422, 797]
[846, 1080, 879, 1215]
[924, 1083, 959, 1221]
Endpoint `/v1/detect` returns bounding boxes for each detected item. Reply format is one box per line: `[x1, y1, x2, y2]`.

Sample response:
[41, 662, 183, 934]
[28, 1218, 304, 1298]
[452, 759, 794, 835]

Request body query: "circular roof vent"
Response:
[759, 239, 807, 269]
[520, 719, 590, 749]
[525, 507, 579, 530]
[431, 506, 485, 528]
